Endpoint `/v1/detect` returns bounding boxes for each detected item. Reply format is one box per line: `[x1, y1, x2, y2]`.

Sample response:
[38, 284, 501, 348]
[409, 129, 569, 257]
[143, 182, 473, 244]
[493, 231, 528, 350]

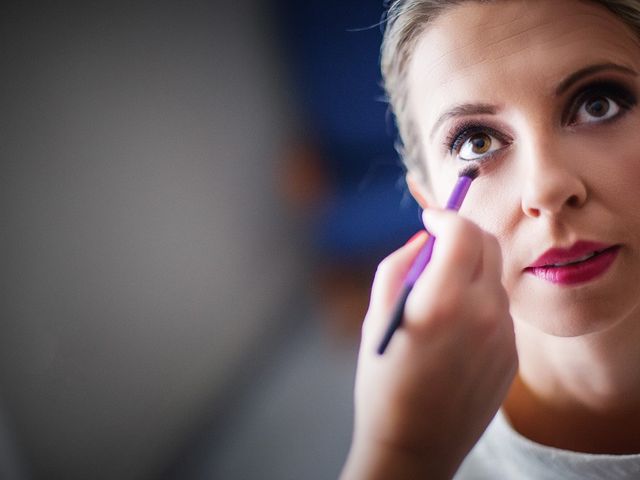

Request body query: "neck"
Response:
[503, 317, 640, 454]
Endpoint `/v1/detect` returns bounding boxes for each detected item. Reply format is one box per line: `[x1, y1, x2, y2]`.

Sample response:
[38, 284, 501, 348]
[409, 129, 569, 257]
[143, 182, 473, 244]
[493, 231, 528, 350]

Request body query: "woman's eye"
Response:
[458, 132, 504, 161]
[572, 95, 621, 125]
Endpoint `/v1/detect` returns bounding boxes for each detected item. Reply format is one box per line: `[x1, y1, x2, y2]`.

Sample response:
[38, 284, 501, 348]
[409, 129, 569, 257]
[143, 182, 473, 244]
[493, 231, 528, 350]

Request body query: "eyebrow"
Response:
[555, 62, 638, 96]
[430, 103, 498, 141]
[428, 63, 638, 141]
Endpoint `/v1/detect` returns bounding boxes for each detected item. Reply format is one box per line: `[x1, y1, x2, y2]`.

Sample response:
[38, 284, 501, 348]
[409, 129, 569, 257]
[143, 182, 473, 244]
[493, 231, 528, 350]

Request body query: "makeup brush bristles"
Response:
[459, 163, 480, 180]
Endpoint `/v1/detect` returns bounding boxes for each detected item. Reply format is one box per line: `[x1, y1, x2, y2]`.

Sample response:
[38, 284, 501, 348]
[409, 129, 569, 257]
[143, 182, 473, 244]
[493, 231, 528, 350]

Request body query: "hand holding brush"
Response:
[377, 164, 480, 354]
[342, 166, 516, 479]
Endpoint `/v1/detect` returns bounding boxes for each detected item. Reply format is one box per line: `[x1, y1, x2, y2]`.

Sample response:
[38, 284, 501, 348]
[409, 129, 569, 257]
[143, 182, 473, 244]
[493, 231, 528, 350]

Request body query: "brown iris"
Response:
[469, 133, 491, 154]
[585, 96, 610, 117]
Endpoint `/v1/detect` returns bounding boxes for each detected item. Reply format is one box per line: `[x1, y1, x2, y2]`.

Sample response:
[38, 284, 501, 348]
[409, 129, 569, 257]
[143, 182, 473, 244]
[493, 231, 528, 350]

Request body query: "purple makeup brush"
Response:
[377, 164, 480, 355]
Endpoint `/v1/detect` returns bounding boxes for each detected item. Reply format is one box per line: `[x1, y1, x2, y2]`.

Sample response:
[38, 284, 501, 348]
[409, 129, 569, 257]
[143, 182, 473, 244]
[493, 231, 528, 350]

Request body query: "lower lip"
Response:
[525, 246, 620, 285]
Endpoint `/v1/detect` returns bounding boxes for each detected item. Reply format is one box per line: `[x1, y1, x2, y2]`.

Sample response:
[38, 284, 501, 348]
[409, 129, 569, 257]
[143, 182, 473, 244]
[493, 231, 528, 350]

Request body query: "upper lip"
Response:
[526, 241, 616, 269]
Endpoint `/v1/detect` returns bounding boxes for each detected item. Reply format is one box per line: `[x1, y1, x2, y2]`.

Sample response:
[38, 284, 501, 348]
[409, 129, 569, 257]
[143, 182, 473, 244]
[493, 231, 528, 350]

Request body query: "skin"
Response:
[342, 1, 640, 478]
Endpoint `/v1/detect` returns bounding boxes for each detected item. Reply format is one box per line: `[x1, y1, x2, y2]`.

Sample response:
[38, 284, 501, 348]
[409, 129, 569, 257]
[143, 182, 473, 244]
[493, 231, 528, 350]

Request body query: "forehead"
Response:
[407, 0, 640, 131]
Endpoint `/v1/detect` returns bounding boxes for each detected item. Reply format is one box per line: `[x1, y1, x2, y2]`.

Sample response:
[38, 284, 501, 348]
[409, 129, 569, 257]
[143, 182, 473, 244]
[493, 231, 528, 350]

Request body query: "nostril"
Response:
[526, 206, 541, 218]
[567, 194, 581, 208]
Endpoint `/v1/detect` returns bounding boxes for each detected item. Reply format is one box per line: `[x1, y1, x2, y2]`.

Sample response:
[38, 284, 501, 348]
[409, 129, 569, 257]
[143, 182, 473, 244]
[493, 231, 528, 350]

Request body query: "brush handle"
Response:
[404, 235, 436, 287]
[376, 174, 474, 355]
[376, 285, 411, 355]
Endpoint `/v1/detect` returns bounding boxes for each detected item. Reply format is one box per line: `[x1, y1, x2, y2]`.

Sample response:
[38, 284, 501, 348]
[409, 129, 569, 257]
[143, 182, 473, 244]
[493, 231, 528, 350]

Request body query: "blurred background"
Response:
[1, 1, 421, 479]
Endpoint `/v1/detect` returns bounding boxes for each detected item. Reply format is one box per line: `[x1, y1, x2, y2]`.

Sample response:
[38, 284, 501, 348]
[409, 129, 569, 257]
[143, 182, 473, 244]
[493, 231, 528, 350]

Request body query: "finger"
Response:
[368, 230, 428, 311]
[400, 209, 485, 331]
[419, 208, 484, 286]
[363, 230, 428, 343]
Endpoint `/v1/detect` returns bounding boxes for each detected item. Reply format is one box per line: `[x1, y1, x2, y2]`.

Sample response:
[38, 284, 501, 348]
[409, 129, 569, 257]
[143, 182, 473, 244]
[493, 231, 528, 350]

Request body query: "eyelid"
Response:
[563, 79, 637, 125]
[444, 121, 511, 154]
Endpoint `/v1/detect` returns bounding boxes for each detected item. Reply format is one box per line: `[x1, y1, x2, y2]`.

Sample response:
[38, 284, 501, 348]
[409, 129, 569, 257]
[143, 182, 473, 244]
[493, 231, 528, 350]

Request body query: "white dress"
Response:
[454, 410, 640, 479]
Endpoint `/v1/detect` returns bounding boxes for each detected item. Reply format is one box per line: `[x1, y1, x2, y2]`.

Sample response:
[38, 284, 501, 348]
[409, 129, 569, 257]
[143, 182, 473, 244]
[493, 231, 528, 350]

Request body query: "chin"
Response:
[512, 288, 640, 338]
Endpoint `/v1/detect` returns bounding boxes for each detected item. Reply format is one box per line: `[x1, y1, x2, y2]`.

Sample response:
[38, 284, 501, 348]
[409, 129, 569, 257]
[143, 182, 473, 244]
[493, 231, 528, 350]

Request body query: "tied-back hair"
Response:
[380, 0, 640, 185]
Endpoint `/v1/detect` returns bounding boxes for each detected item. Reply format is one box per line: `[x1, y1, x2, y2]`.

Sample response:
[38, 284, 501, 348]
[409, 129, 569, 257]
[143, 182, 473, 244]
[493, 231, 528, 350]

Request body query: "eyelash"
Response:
[444, 80, 638, 159]
[444, 122, 508, 159]
[564, 80, 637, 125]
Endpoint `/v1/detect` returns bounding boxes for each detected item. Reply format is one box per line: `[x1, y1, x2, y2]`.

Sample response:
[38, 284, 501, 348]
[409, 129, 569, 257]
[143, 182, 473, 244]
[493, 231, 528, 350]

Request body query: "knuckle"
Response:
[473, 310, 501, 339]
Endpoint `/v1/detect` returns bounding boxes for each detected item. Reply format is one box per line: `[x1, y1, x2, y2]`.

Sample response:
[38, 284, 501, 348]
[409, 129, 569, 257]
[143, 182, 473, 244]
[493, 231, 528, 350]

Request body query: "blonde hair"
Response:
[381, 0, 640, 182]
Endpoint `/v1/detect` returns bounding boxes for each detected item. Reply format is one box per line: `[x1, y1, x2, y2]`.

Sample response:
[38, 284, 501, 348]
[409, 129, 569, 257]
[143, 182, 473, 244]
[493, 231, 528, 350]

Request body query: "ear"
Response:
[406, 172, 431, 209]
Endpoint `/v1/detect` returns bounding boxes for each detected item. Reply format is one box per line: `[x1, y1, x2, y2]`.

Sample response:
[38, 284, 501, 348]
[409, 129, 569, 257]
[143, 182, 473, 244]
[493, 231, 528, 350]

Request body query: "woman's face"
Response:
[407, 0, 640, 336]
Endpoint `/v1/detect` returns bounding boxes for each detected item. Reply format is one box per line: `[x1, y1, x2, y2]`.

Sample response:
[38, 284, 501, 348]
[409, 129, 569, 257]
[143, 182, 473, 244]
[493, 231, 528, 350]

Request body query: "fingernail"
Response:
[405, 230, 426, 246]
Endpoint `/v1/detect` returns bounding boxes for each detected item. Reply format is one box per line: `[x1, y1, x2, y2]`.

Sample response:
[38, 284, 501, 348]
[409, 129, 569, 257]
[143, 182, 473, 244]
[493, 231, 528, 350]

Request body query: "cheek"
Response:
[459, 173, 523, 293]
[608, 141, 640, 185]
[425, 163, 460, 205]
[459, 167, 520, 236]
[578, 118, 640, 211]
[593, 149, 640, 245]
[460, 188, 517, 281]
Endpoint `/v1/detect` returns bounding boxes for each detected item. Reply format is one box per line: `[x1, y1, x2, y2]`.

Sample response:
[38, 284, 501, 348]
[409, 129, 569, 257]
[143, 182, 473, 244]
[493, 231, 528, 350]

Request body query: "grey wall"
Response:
[0, 1, 303, 479]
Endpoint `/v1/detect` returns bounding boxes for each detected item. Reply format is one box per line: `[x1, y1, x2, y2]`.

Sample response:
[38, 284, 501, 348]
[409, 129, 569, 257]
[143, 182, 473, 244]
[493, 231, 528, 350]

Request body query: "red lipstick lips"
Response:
[525, 241, 620, 285]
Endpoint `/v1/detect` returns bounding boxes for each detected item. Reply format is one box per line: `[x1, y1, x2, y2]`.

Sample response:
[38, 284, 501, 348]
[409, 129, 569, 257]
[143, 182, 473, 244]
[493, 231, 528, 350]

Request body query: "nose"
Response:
[520, 141, 587, 218]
